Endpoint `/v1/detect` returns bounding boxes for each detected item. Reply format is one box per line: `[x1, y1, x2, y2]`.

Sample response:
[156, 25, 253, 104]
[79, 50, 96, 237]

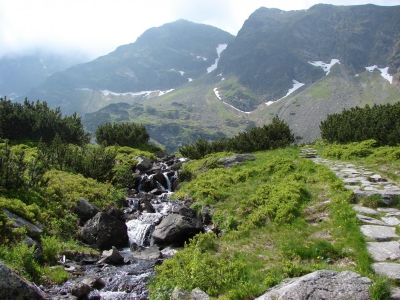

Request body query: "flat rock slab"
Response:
[367, 241, 400, 261]
[378, 208, 400, 213]
[373, 263, 400, 280]
[357, 214, 386, 225]
[360, 225, 399, 241]
[254, 270, 371, 300]
[382, 217, 400, 226]
[353, 205, 378, 215]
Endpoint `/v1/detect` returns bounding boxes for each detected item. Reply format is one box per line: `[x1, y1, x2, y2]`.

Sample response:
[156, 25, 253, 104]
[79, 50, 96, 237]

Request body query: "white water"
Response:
[126, 219, 154, 246]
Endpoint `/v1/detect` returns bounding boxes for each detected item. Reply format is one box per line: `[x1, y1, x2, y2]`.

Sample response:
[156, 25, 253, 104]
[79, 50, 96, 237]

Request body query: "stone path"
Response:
[301, 148, 400, 296]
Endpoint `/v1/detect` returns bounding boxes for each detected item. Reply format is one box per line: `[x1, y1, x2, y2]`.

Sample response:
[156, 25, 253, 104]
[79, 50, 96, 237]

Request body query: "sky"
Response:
[0, 0, 399, 59]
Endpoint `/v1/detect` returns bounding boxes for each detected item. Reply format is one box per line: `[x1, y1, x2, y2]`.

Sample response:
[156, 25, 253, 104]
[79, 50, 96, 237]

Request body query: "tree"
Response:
[95, 122, 150, 147]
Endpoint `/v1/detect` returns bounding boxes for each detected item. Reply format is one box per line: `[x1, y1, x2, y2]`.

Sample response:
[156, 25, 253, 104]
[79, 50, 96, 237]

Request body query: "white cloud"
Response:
[0, 0, 398, 58]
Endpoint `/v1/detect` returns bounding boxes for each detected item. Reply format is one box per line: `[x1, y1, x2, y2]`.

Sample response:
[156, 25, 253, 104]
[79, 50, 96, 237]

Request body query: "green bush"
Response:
[320, 102, 400, 146]
[95, 122, 150, 148]
[179, 116, 294, 159]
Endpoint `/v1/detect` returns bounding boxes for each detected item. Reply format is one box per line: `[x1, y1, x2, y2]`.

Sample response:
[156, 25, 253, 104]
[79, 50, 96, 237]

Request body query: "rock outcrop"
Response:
[0, 262, 46, 299]
[255, 270, 371, 300]
[75, 197, 101, 224]
[79, 212, 129, 250]
[152, 213, 204, 244]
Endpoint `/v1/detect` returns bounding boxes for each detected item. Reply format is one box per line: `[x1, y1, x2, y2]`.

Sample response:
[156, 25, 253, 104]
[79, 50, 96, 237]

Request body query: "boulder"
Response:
[75, 197, 100, 224]
[171, 287, 210, 300]
[81, 275, 106, 290]
[136, 156, 153, 171]
[71, 282, 92, 299]
[254, 270, 371, 300]
[23, 236, 43, 259]
[201, 206, 212, 225]
[0, 262, 46, 299]
[217, 154, 256, 168]
[130, 243, 161, 260]
[152, 214, 204, 244]
[98, 246, 125, 265]
[3, 209, 43, 237]
[80, 212, 129, 250]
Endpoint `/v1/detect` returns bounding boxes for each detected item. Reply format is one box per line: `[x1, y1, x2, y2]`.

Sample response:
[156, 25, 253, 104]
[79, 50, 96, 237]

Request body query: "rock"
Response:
[136, 156, 153, 171]
[254, 270, 371, 300]
[217, 154, 256, 167]
[106, 206, 125, 222]
[367, 241, 400, 261]
[0, 262, 46, 299]
[382, 217, 400, 226]
[75, 197, 101, 224]
[179, 206, 198, 218]
[160, 246, 179, 258]
[152, 214, 204, 244]
[352, 205, 378, 215]
[153, 171, 168, 189]
[373, 263, 400, 280]
[81, 275, 106, 290]
[171, 287, 210, 300]
[130, 244, 161, 260]
[80, 212, 129, 250]
[23, 236, 43, 259]
[71, 281, 92, 299]
[98, 246, 125, 265]
[360, 225, 399, 241]
[356, 214, 386, 225]
[3, 209, 43, 237]
[201, 206, 212, 225]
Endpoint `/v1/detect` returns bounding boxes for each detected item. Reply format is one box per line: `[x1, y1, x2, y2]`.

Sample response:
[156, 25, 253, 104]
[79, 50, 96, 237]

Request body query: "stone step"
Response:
[360, 225, 399, 241]
[373, 262, 400, 280]
[367, 241, 400, 261]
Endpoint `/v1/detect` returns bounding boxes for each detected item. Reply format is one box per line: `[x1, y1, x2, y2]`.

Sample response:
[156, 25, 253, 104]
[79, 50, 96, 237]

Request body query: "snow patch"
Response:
[213, 87, 251, 114]
[207, 44, 227, 73]
[197, 56, 207, 61]
[179, 71, 185, 76]
[101, 90, 153, 97]
[265, 79, 304, 106]
[39, 58, 47, 69]
[188, 78, 193, 82]
[308, 59, 340, 75]
[158, 89, 174, 96]
[365, 65, 393, 84]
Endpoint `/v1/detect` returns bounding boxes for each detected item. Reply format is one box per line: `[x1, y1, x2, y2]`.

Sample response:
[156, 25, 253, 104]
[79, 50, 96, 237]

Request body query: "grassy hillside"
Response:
[150, 146, 383, 299]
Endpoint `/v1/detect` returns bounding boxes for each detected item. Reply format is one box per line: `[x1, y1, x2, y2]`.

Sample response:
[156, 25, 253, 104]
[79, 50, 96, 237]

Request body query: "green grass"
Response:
[152, 147, 372, 299]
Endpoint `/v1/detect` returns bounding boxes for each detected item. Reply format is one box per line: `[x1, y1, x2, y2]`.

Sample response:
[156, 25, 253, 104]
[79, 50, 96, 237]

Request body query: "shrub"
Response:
[95, 122, 150, 148]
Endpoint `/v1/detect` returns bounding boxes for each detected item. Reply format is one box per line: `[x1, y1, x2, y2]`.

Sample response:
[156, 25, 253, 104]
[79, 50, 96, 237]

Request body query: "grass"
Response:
[151, 147, 373, 299]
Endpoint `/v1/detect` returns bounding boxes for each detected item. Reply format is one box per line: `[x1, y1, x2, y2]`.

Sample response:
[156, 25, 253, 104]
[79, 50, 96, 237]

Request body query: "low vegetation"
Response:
[320, 102, 400, 145]
[0, 99, 156, 284]
[150, 147, 373, 299]
[178, 116, 294, 159]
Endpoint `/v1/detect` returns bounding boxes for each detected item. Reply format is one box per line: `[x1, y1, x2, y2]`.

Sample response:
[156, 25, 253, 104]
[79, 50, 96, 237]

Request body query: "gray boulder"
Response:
[130, 244, 161, 260]
[136, 156, 153, 171]
[171, 287, 210, 300]
[80, 212, 129, 250]
[255, 270, 371, 300]
[0, 262, 46, 299]
[75, 197, 101, 224]
[98, 246, 125, 265]
[71, 282, 91, 299]
[217, 154, 256, 168]
[3, 209, 43, 237]
[23, 236, 43, 259]
[152, 214, 203, 243]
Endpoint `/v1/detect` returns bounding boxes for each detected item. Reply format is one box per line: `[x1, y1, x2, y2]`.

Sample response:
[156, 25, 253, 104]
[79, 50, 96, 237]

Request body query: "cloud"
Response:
[0, 0, 398, 59]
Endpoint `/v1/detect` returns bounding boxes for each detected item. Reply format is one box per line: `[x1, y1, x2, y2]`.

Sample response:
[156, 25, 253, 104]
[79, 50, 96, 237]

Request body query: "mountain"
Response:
[82, 4, 400, 152]
[22, 20, 234, 115]
[0, 51, 89, 99]
[216, 4, 400, 111]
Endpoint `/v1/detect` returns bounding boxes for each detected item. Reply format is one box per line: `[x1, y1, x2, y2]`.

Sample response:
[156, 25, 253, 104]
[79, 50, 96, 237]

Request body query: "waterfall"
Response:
[126, 219, 154, 246]
[162, 172, 172, 192]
